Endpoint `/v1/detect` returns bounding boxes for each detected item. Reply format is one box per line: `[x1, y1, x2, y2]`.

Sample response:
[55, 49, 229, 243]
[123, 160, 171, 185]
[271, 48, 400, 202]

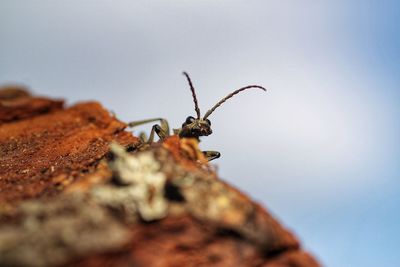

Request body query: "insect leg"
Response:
[139, 132, 148, 143]
[202, 150, 221, 161]
[128, 118, 170, 136]
[147, 124, 169, 143]
[128, 118, 171, 141]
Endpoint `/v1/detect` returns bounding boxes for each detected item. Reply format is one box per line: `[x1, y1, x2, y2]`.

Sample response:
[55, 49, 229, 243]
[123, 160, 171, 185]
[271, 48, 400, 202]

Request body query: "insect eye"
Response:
[186, 116, 195, 124]
[205, 119, 211, 126]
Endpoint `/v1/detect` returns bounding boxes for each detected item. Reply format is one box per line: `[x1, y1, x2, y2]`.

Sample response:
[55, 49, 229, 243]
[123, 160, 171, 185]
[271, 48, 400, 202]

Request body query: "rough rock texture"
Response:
[0, 85, 64, 123]
[0, 87, 320, 267]
[0, 88, 138, 206]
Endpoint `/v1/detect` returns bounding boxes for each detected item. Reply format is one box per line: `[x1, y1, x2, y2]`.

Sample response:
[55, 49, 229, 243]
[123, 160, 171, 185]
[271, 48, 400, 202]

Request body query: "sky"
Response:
[1, 1, 399, 266]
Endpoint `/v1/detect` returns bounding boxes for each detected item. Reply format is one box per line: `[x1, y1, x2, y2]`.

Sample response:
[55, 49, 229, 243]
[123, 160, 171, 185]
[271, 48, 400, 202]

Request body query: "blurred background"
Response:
[1, 1, 399, 266]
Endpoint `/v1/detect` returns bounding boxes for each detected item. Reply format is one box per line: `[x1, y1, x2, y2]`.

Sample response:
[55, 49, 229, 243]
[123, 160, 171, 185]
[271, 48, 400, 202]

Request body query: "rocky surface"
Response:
[0, 87, 320, 267]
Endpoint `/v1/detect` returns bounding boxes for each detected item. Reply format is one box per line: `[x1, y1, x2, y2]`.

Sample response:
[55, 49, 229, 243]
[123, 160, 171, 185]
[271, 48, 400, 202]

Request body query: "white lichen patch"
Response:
[0, 195, 129, 267]
[93, 143, 168, 221]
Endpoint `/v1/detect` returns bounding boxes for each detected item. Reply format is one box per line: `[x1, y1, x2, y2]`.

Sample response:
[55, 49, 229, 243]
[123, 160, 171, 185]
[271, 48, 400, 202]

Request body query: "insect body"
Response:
[128, 72, 266, 161]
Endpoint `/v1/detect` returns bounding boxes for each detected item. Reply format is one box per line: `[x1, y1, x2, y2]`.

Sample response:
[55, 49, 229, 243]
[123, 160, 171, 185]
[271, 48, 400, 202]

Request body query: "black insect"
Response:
[128, 72, 266, 161]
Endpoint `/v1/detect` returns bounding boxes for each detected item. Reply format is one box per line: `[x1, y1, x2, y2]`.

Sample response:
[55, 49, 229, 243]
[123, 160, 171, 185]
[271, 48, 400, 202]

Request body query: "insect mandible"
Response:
[128, 72, 266, 161]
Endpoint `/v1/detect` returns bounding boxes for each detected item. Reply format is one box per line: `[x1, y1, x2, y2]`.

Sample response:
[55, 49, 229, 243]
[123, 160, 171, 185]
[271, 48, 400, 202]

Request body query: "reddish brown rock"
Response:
[0, 88, 320, 267]
[0, 85, 64, 123]
[68, 215, 319, 267]
[0, 89, 139, 205]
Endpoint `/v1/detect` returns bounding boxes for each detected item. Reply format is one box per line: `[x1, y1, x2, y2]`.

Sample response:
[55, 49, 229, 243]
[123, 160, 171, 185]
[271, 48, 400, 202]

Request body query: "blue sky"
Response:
[1, 1, 399, 266]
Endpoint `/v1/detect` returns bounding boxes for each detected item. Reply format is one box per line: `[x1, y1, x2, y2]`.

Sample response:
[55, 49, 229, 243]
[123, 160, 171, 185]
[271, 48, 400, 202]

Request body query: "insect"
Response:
[128, 72, 266, 161]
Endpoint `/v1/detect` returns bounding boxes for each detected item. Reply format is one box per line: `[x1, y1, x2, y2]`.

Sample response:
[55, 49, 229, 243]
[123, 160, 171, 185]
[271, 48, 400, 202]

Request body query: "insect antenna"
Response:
[183, 71, 201, 119]
[203, 85, 266, 119]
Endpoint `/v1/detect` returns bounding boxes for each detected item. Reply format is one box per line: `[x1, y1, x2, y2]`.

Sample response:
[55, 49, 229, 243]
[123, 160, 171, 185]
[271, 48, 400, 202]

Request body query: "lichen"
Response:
[99, 143, 168, 221]
[0, 195, 129, 267]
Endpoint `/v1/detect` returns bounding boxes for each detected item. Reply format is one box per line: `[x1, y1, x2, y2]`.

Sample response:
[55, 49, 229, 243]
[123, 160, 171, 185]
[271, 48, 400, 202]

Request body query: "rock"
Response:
[0, 85, 64, 123]
[0, 88, 320, 267]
